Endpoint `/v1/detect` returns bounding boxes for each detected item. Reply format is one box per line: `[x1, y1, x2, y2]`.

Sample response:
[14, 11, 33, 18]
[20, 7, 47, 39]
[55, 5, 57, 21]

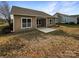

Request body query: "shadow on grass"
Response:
[48, 29, 79, 40]
[17, 29, 47, 41]
[0, 29, 39, 37]
[0, 29, 47, 42]
[0, 28, 79, 41]
[70, 34, 79, 40]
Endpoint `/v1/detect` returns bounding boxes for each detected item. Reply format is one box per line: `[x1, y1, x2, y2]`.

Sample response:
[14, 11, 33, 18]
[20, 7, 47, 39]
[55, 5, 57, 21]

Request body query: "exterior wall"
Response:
[61, 15, 77, 24]
[46, 18, 55, 27]
[54, 13, 62, 23]
[13, 15, 55, 32]
[77, 17, 79, 24]
[13, 15, 37, 32]
[54, 18, 59, 23]
[54, 13, 77, 24]
[66, 17, 77, 24]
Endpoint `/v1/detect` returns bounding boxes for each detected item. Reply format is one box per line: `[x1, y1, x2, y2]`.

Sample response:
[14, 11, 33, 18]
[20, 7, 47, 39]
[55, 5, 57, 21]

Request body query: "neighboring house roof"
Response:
[54, 13, 70, 17]
[11, 6, 53, 18]
[54, 13, 79, 17]
[71, 15, 79, 17]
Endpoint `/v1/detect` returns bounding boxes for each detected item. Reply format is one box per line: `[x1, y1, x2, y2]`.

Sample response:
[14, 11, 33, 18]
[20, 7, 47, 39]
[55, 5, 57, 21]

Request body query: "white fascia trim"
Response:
[12, 14, 15, 32]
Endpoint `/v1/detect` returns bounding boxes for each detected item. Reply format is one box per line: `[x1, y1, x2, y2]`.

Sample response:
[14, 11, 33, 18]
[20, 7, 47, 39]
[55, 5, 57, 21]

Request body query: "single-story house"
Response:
[54, 13, 79, 24]
[11, 6, 57, 32]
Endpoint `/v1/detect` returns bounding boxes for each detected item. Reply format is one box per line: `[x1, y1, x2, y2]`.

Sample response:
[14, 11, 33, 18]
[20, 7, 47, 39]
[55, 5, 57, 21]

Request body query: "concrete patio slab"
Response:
[37, 28, 56, 33]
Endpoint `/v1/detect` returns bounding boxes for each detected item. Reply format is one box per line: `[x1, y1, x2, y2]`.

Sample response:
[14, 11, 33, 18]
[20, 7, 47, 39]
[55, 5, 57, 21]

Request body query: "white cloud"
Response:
[41, 1, 79, 15]
[37, 1, 58, 15]
[59, 1, 78, 15]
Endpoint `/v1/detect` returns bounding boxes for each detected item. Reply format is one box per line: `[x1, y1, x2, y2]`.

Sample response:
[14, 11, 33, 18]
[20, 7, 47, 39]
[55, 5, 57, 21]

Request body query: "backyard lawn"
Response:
[0, 24, 79, 58]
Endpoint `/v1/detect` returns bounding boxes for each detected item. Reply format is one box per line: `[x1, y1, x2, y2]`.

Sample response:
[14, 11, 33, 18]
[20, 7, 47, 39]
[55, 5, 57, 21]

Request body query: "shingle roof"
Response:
[54, 13, 79, 17]
[11, 6, 52, 17]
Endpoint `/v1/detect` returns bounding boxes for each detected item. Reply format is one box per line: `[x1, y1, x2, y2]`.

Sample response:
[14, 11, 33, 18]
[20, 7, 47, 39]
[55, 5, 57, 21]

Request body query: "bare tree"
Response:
[0, 1, 11, 26]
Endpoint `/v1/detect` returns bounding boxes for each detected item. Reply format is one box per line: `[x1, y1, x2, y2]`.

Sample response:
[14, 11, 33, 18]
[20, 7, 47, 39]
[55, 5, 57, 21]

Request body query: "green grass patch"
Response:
[60, 24, 79, 28]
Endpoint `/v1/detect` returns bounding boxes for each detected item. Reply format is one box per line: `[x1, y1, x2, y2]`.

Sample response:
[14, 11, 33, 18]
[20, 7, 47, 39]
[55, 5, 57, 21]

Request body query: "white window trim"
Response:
[21, 17, 32, 29]
[49, 19, 53, 24]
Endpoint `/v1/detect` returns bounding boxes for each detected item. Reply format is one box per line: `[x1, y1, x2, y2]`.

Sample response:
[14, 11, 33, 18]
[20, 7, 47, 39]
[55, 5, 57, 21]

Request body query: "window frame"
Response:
[21, 17, 32, 29]
[49, 19, 53, 24]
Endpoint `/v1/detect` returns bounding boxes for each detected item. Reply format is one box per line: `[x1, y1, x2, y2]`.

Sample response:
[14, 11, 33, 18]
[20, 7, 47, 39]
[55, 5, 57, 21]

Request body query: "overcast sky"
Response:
[8, 1, 79, 15]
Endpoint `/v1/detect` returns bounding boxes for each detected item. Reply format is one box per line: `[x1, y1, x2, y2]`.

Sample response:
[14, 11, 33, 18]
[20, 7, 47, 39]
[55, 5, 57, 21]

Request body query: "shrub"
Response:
[68, 22, 75, 25]
[9, 23, 13, 31]
[65, 23, 68, 24]
[1, 26, 11, 34]
[0, 23, 13, 34]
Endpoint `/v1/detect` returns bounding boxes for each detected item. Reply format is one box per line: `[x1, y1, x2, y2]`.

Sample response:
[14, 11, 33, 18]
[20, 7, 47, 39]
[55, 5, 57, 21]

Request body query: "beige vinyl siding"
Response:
[46, 18, 55, 27]
[13, 15, 37, 32]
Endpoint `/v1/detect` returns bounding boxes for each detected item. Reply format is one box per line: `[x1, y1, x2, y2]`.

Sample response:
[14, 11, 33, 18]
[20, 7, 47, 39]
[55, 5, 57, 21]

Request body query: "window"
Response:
[21, 17, 32, 29]
[49, 19, 53, 24]
[22, 19, 27, 27]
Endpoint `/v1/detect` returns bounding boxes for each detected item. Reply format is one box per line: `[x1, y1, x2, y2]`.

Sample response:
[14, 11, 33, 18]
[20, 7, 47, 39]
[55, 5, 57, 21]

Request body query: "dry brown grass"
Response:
[0, 24, 79, 58]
